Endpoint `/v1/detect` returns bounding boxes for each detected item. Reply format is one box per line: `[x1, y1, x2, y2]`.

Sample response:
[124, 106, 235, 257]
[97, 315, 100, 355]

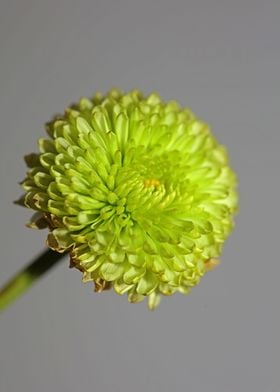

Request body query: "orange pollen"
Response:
[143, 179, 161, 188]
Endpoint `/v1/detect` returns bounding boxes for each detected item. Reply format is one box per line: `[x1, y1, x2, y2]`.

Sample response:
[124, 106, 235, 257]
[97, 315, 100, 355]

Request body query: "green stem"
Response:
[0, 249, 65, 312]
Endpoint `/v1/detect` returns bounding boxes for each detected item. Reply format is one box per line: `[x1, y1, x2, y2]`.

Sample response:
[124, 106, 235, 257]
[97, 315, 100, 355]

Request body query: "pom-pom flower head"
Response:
[20, 89, 237, 309]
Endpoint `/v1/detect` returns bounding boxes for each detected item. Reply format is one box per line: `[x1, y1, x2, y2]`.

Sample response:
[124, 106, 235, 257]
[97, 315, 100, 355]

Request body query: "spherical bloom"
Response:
[19, 89, 238, 309]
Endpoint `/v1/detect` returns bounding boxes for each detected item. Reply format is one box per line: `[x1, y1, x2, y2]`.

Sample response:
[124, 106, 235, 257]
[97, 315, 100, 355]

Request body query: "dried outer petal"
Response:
[47, 228, 74, 252]
[26, 212, 49, 229]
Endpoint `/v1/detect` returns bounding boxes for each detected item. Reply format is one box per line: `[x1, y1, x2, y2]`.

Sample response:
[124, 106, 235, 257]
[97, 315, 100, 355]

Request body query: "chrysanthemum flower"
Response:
[19, 89, 237, 309]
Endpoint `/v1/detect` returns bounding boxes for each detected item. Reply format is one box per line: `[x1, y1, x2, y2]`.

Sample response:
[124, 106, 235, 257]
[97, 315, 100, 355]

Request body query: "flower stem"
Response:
[0, 249, 65, 312]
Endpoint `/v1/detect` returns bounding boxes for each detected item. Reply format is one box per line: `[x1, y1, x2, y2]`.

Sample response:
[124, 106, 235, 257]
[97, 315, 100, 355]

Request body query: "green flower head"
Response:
[19, 89, 238, 309]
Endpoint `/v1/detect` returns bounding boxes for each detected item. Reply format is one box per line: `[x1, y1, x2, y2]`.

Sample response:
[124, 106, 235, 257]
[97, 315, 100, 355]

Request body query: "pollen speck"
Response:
[144, 179, 161, 188]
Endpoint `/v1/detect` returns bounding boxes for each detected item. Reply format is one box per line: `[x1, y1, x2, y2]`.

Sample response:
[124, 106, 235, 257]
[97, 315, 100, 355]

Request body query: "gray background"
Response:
[0, 0, 279, 391]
